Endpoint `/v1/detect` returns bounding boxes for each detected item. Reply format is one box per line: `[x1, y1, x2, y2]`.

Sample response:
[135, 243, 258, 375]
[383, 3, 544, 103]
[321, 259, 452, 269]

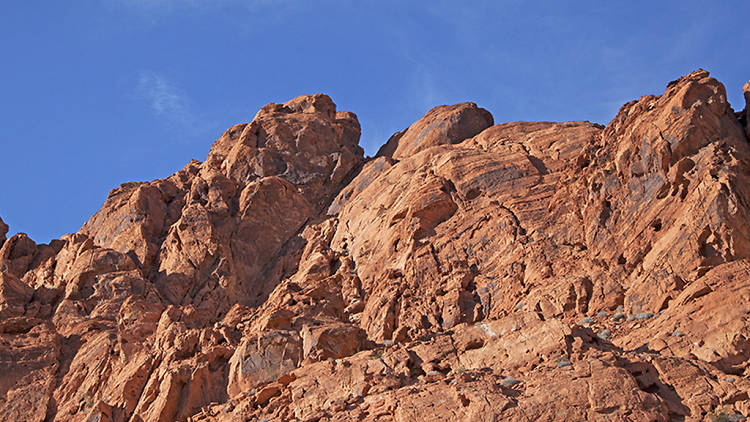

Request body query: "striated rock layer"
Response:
[2, 70, 750, 421]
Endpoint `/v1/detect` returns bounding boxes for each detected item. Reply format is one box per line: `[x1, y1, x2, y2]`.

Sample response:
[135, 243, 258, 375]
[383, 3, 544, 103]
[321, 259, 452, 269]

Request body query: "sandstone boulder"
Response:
[376, 102, 493, 159]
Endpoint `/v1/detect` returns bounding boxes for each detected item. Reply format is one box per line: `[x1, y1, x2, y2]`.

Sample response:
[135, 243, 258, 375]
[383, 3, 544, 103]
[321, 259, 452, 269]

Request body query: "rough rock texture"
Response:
[2, 73, 750, 421]
[376, 102, 493, 160]
[0, 216, 7, 248]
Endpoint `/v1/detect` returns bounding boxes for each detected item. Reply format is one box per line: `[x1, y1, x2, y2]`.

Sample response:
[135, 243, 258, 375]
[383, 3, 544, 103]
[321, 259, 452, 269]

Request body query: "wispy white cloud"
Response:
[136, 72, 204, 137]
[137, 73, 186, 115]
[413, 66, 445, 112]
[386, 26, 448, 114]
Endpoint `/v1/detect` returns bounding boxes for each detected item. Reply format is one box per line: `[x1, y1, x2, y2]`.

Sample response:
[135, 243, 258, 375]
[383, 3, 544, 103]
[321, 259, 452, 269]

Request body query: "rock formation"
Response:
[1, 70, 750, 421]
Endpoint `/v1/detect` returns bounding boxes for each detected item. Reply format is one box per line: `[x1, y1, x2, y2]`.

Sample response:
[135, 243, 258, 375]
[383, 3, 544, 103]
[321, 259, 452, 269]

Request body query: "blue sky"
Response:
[1, 1, 749, 243]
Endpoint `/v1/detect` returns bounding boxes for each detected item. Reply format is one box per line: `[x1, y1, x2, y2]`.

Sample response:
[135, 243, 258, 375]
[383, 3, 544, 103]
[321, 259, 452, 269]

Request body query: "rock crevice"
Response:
[2, 74, 750, 421]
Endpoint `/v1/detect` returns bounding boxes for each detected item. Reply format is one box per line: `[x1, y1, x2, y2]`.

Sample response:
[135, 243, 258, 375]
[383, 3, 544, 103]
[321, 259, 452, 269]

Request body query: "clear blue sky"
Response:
[2, 1, 749, 243]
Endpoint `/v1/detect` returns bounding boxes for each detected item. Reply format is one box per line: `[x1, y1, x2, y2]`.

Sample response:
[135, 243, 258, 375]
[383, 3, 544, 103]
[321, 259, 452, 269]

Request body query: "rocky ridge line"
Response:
[0, 70, 749, 421]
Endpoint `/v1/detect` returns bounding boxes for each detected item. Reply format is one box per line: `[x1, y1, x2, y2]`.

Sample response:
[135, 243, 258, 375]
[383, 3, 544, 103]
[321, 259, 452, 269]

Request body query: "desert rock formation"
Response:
[1, 70, 750, 421]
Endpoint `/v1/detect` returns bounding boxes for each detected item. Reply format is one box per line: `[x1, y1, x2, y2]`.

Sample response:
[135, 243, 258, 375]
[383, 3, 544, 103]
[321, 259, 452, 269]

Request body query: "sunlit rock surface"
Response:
[2, 72, 750, 421]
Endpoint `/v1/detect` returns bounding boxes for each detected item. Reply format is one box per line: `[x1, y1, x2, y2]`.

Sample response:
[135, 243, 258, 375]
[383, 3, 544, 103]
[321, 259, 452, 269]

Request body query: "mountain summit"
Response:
[2, 70, 750, 421]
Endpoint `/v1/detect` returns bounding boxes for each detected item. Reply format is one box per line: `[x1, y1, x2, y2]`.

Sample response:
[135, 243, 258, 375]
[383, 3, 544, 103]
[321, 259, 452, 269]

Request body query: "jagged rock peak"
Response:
[255, 93, 339, 120]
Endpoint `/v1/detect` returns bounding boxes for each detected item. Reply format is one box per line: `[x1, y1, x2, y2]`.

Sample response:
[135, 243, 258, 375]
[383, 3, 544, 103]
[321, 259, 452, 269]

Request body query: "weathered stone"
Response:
[376, 102, 493, 160]
[4, 73, 750, 421]
[0, 216, 7, 248]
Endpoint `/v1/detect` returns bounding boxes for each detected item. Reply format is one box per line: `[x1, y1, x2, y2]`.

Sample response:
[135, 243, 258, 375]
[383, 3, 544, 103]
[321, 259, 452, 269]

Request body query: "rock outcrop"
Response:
[1, 72, 750, 421]
[376, 102, 493, 159]
[0, 216, 7, 248]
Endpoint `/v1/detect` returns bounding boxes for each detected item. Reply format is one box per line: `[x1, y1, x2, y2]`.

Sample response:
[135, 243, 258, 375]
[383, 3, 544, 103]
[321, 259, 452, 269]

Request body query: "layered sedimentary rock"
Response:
[1, 70, 750, 421]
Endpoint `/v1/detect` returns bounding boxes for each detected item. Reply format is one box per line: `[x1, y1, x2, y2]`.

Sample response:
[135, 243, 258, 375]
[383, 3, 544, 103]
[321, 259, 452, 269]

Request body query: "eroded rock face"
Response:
[0, 217, 7, 248]
[2, 74, 750, 421]
[80, 94, 364, 318]
[376, 102, 494, 160]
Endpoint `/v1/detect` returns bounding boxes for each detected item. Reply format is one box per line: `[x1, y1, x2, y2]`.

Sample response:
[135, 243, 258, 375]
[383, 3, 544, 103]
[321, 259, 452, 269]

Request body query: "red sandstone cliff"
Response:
[1, 70, 750, 421]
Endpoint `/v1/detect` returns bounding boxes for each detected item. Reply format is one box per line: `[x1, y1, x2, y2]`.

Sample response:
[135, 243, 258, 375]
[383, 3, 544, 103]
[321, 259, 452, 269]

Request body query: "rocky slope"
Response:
[1, 70, 750, 421]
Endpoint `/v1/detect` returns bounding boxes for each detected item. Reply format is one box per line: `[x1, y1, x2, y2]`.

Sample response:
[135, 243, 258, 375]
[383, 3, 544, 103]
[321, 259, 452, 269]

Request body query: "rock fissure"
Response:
[2, 73, 750, 421]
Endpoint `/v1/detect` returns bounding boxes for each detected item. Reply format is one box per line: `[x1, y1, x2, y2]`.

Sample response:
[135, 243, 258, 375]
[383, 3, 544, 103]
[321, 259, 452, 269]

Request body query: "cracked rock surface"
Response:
[2, 71, 750, 421]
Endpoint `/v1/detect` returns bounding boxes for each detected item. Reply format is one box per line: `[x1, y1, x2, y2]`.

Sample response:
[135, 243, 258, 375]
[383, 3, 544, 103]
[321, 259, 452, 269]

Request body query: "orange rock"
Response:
[255, 382, 282, 406]
[300, 322, 367, 361]
[3, 74, 750, 421]
[0, 216, 7, 248]
[743, 80, 750, 138]
[376, 102, 493, 159]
